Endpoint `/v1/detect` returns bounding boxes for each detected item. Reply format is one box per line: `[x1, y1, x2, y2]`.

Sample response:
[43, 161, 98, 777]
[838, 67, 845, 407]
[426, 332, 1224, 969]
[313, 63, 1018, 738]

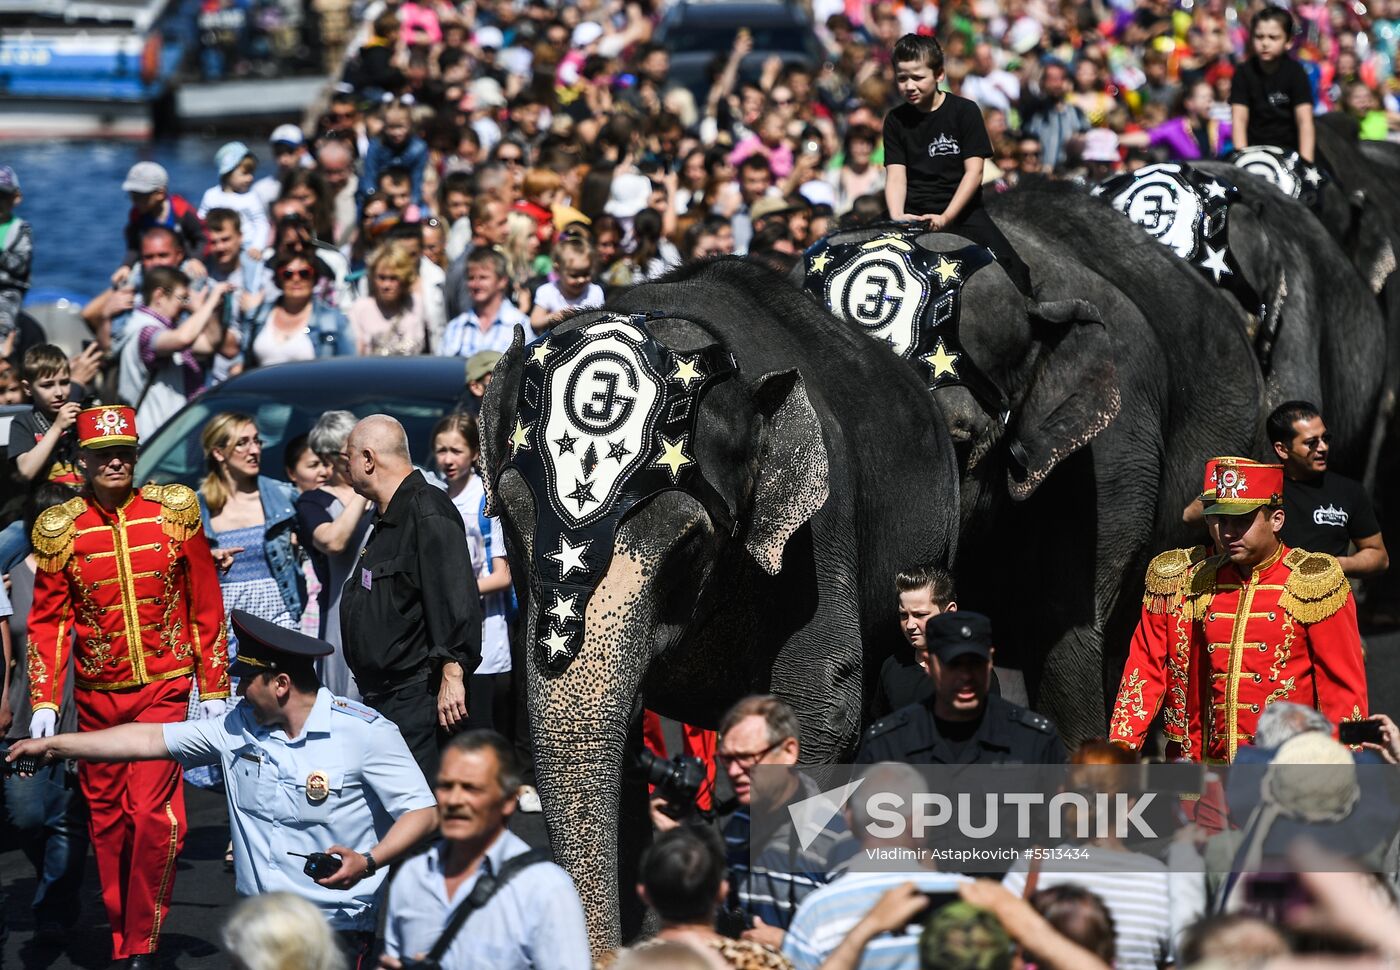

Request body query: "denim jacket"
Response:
[240, 298, 355, 367]
[199, 476, 306, 621]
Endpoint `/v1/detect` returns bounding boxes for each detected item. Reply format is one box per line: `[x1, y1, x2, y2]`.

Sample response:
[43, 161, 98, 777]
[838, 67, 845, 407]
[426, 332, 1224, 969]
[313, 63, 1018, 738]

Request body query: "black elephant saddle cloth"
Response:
[504, 313, 736, 672]
[1226, 145, 1326, 206]
[799, 225, 1011, 424]
[1093, 162, 1264, 319]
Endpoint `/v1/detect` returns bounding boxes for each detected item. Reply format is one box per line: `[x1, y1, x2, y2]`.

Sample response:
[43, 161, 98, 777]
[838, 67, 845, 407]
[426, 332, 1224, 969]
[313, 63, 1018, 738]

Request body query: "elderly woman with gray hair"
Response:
[294, 409, 374, 700]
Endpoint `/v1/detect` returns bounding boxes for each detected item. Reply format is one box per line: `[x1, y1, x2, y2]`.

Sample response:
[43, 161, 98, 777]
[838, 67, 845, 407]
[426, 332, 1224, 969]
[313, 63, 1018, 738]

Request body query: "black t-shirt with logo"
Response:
[1228, 56, 1313, 152]
[883, 94, 993, 216]
[1279, 471, 1380, 557]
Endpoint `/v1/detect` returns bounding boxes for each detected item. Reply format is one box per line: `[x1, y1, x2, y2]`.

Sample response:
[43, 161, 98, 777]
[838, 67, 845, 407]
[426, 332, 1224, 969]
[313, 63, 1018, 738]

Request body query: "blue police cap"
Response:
[228, 609, 333, 679]
[925, 611, 993, 664]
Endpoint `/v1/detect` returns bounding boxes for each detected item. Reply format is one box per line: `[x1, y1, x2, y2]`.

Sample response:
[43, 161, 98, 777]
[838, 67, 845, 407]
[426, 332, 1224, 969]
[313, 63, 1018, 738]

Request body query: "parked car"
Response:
[137, 356, 471, 488]
[656, 0, 823, 101]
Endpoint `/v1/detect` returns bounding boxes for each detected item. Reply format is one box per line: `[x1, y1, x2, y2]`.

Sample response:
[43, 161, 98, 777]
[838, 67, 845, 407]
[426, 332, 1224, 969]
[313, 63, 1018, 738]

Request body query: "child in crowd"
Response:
[1230, 5, 1315, 160]
[883, 33, 1031, 293]
[359, 99, 429, 210]
[283, 433, 328, 641]
[531, 234, 605, 330]
[514, 168, 563, 247]
[199, 143, 270, 259]
[431, 412, 513, 733]
[375, 167, 422, 221]
[9, 344, 82, 486]
[121, 161, 206, 268]
[0, 167, 31, 352]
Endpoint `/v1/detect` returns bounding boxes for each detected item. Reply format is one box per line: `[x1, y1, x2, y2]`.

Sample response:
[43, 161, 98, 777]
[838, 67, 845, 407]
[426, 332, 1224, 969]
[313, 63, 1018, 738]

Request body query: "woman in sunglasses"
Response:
[239, 253, 355, 369]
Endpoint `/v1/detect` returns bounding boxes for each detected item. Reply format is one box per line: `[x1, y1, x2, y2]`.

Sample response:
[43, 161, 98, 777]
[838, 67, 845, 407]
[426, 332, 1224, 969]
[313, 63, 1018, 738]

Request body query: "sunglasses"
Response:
[498, 155, 523, 165]
[279, 267, 314, 281]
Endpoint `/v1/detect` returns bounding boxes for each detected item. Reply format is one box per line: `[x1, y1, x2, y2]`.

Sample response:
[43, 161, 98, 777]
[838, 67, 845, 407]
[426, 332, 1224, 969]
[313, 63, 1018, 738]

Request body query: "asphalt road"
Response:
[5, 628, 1398, 969]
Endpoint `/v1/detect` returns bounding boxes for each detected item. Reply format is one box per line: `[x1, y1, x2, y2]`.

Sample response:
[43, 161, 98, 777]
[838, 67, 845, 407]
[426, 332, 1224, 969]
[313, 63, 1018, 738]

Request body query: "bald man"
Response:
[339, 414, 482, 781]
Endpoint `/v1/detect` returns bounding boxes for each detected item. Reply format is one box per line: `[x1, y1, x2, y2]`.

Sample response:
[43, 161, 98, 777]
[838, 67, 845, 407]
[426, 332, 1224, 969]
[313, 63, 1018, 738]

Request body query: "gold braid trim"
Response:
[31, 497, 86, 573]
[1143, 546, 1208, 614]
[143, 483, 202, 542]
[1279, 549, 1350, 624]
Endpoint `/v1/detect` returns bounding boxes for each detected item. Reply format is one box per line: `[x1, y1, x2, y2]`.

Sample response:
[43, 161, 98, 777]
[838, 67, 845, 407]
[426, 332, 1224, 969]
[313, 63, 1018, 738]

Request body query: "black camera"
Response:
[287, 851, 341, 881]
[637, 748, 707, 820]
[0, 742, 40, 776]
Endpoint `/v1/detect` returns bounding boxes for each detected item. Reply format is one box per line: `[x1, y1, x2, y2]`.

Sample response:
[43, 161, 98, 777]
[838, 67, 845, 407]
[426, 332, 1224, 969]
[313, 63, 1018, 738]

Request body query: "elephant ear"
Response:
[477, 327, 526, 516]
[1006, 299, 1121, 501]
[1349, 190, 1397, 295]
[745, 369, 831, 575]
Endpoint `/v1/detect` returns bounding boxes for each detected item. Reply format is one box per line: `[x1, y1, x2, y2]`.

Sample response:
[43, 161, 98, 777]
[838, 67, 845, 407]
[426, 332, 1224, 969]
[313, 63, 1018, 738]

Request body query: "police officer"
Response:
[856, 612, 1066, 765]
[9, 610, 440, 965]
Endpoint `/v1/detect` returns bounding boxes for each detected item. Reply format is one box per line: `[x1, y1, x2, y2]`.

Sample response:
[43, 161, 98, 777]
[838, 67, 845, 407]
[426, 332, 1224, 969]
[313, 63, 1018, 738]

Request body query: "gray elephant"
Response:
[797, 188, 1265, 743]
[1193, 160, 1386, 477]
[477, 259, 961, 949]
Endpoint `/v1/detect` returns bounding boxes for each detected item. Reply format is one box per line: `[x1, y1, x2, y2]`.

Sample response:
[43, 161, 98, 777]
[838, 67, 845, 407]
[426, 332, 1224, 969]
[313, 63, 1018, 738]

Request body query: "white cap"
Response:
[571, 21, 603, 47]
[604, 173, 652, 219]
[474, 26, 504, 49]
[270, 124, 304, 147]
[798, 180, 837, 210]
[469, 77, 507, 109]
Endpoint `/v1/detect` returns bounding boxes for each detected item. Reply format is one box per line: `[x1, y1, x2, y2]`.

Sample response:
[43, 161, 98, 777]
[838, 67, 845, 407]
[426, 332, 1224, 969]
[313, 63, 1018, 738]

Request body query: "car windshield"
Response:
[667, 25, 810, 54]
[136, 392, 457, 487]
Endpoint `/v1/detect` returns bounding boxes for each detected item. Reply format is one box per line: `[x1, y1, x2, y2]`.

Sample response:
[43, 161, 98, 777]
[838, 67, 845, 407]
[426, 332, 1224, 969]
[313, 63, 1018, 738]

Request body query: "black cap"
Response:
[924, 611, 993, 664]
[228, 609, 332, 679]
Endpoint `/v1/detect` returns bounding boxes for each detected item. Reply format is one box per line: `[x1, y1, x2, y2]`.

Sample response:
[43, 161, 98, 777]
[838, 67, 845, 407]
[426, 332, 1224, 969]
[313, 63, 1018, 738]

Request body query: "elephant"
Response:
[795, 187, 1265, 745]
[477, 258, 962, 950]
[1194, 160, 1386, 478]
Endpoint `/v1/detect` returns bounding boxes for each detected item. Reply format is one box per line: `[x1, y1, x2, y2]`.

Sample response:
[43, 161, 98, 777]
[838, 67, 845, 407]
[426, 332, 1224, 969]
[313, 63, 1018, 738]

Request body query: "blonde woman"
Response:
[349, 241, 427, 356]
[190, 412, 304, 795]
[502, 210, 547, 312]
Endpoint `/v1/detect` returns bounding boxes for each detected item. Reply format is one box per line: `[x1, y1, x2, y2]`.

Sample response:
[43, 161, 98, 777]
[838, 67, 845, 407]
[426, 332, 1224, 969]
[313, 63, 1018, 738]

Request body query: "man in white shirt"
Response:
[962, 43, 1021, 115]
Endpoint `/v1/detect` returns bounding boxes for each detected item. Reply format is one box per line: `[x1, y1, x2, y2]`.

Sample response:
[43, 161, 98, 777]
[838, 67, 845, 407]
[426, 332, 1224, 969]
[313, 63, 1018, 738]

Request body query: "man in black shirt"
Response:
[339, 414, 482, 781]
[1229, 5, 1315, 159]
[1269, 401, 1388, 577]
[882, 33, 1031, 294]
[857, 612, 1065, 766]
[871, 563, 957, 719]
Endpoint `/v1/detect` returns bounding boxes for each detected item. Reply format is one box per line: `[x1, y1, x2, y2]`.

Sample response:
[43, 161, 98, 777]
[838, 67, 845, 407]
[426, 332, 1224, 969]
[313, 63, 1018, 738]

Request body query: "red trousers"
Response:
[76, 678, 190, 959]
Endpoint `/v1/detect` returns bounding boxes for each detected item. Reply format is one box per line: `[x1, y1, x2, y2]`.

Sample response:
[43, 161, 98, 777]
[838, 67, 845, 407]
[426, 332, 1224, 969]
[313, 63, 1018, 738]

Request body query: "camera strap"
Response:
[424, 848, 553, 964]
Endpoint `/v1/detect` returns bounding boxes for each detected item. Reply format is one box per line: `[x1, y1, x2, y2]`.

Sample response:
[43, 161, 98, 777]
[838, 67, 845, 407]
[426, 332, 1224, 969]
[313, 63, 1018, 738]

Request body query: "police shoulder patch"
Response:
[865, 709, 909, 739]
[1011, 706, 1054, 734]
[331, 697, 382, 722]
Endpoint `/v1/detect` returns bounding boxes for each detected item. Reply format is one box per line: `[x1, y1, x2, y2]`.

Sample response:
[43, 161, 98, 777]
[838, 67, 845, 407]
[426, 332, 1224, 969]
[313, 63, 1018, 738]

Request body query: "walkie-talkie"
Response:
[287, 851, 341, 880]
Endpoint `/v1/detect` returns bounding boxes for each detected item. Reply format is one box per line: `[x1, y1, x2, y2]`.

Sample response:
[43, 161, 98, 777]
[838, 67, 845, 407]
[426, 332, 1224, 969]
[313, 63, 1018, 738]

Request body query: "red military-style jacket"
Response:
[27, 483, 230, 712]
[1110, 543, 1367, 762]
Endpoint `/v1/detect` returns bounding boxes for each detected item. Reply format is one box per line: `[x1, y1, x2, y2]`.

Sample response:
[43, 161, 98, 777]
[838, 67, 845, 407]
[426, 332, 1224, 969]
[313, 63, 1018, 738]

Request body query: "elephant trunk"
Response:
[524, 540, 660, 954]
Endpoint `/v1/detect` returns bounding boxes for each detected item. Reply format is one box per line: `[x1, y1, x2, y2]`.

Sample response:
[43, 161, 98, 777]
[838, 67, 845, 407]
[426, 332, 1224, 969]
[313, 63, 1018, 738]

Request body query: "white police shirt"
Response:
[163, 688, 435, 930]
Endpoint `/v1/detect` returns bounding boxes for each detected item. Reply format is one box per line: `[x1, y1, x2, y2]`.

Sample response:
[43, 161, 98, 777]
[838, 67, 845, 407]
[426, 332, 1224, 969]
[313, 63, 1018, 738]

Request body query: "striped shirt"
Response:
[439, 301, 534, 358]
[724, 775, 854, 930]
[1002, 846, 1174, 970]
[783, 870, 970, 970]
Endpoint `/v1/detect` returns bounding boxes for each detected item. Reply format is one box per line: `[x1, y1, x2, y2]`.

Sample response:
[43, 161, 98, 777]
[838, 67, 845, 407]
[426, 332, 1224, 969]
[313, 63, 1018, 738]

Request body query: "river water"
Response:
[8, 135, 240, 301]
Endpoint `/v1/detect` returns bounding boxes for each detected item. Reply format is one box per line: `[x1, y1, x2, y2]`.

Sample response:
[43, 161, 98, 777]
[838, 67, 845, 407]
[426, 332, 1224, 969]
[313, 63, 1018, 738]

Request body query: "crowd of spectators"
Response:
[2, 0, 1400, 964]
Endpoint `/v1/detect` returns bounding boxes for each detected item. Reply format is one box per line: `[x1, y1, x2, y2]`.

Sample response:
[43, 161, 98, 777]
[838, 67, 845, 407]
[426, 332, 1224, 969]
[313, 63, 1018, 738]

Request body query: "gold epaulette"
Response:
[1143, 545, 1208, 613]
[31, 497, 87, 573]
[1280, 548, 1350, 624]
[142, 483, 203, 542]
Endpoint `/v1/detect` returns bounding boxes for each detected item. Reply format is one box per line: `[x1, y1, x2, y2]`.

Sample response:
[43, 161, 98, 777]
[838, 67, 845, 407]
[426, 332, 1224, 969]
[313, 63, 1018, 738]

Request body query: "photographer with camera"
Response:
[8, 609, 439, 969]
[651, 696, 851, 951]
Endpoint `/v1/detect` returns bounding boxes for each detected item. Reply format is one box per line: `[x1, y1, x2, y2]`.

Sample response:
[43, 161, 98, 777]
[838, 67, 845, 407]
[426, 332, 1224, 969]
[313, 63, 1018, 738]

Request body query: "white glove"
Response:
[30, 709, 56, 739]
[199, 699, 227, 720]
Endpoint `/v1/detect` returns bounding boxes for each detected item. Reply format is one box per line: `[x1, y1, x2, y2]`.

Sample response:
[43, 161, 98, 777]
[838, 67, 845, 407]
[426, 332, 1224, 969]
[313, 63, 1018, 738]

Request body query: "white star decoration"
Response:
[548, 592, 580, 624]
[509, 419, 532, 456]
[810, 251, 832, 273]
[546, 535, 590, 579]
[530, 340, 553, 366]
[670, 356, 703, 389]
[922, 338, 960, 379]
[541, 625, 573, 662]
[1303, 166, 1323, 186]
[652, 434, 693, 482]
[1203, 179, 1228, 200]
[1199, 244, 1231, 282]
[933, 256, 962, 285]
